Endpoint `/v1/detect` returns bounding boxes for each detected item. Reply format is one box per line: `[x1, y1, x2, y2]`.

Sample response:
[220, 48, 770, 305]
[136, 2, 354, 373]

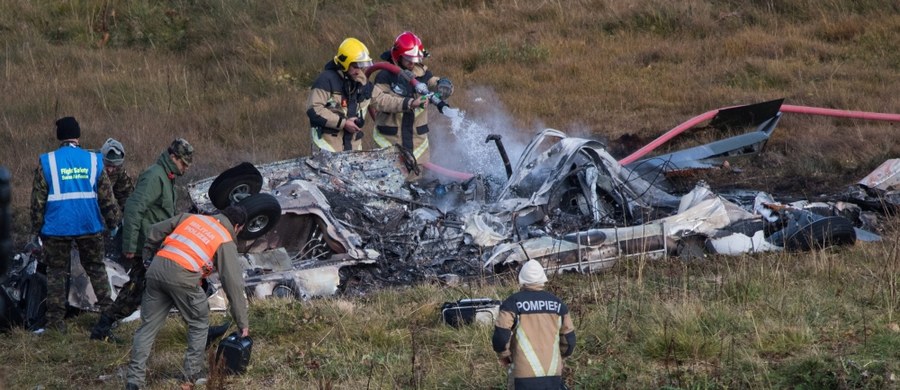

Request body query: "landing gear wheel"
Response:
[208, 162, 263, 210]
[271, 281, 303, 300]
[785, 216, 856, 251]
[236, 193, 282, 240]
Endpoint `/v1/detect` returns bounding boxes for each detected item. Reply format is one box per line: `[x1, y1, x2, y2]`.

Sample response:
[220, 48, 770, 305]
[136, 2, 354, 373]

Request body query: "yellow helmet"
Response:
[334, 38, 373, 72]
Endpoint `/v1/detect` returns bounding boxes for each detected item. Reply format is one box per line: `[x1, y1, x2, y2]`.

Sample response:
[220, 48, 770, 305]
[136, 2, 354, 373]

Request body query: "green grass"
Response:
[0, 240, 897, 388]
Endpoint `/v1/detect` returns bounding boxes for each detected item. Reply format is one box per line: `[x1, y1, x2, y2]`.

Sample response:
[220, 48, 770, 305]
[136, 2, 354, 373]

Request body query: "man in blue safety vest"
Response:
[30, 116, 120, 333]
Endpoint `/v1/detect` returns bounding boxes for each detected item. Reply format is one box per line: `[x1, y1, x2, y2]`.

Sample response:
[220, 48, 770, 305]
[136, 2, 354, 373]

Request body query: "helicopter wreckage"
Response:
[177, 99, 896, 303]
[4, 100, 898, 324]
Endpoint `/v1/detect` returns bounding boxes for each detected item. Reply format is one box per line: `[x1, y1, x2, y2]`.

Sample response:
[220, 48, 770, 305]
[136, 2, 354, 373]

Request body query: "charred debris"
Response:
[185, 99, 896, 299]
[4, 100, 897, 321]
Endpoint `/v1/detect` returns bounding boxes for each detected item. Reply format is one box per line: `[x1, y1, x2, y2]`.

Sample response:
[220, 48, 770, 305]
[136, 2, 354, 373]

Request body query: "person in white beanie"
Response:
[492, 260, 576, 389]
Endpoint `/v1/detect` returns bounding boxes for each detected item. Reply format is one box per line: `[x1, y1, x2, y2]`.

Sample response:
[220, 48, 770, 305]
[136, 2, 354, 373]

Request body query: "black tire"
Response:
[236, 193, 282, 240]
[785, 216, 857, 251]
[271, 281, 301, 299]
[208, 162, 263, 210]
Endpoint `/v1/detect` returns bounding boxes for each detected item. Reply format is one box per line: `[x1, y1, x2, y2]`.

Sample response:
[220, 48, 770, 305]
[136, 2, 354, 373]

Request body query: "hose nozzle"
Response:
[429, 93, 449, 114]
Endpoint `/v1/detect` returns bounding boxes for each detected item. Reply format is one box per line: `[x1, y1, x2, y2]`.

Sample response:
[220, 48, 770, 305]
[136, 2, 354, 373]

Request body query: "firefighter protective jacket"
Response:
[371, 62, 439, 160]
[493, 284, 576, 389]
[306, 60, 411, 152]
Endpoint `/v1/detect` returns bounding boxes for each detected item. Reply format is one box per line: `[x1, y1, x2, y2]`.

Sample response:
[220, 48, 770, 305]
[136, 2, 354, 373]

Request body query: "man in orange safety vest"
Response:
[125, 204, 250, 389]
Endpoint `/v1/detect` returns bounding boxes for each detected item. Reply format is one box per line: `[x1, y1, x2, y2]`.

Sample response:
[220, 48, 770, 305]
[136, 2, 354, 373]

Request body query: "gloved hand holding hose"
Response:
[367, 63, 446, 112]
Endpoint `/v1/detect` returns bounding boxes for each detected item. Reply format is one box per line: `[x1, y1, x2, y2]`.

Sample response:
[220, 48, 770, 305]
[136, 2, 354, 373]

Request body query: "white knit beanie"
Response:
[518, 260, 548, 285]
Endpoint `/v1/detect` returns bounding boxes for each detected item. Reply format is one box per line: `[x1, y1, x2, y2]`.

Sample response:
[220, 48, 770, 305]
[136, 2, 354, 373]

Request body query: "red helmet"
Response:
[391, 31, 425, 64]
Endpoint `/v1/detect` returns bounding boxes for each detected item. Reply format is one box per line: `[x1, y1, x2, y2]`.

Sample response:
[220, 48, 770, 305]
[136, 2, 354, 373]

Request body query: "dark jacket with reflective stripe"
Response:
[306, 60, 374, 135]
[371, 61, 439, 148]
[493, 284, 576, 389]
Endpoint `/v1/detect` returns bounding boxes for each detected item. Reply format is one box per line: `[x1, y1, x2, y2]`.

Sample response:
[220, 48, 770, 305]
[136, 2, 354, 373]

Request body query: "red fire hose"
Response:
[780, 105, 900, 122]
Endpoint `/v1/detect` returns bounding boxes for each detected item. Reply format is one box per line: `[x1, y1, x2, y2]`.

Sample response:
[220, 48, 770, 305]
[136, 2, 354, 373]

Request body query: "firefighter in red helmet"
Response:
[371, 31, 454, 172]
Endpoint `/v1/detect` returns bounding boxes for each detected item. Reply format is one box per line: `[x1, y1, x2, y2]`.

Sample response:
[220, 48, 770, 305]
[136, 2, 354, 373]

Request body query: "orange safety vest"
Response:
[156, 215, 233, 277]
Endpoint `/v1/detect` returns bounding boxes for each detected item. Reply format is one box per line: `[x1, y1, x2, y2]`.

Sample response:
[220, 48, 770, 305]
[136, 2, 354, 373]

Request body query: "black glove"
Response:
[398, 69, 416, 85]
[437, 78, 454, 99]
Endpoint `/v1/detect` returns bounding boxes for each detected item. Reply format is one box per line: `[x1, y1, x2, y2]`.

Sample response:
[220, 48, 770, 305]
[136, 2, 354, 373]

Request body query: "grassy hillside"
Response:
[0, 0, 898, 388]
[1, 240, 897, 389]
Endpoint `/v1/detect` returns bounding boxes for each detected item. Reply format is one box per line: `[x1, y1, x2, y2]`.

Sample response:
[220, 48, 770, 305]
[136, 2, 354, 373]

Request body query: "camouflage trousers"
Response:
[102, 257, 146, 322]
[43, 234, 111, 323]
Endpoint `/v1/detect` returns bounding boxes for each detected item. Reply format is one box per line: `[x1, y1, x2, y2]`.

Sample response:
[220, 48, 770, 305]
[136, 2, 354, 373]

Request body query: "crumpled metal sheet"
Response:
[240, 248, 372, 300]
[707, 230, 782, 254]
[463, 213, 507, 247]
[485, 184, 773, 270]
[858, 159, 900, 191]
[179, 128, 885, 293]
[628, 113, 781, 174]
[264, 180, 369, 259]
[67, 251, 129, 310]
[188, 147, 412, 214]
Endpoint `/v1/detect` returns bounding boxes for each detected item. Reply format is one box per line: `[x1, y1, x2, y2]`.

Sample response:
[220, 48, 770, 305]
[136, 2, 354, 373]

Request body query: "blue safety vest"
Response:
[39, 145, 105, 236]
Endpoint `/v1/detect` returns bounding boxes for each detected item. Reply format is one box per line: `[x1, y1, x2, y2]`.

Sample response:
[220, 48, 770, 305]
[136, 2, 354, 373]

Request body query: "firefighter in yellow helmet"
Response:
[306, 38, 425, 153]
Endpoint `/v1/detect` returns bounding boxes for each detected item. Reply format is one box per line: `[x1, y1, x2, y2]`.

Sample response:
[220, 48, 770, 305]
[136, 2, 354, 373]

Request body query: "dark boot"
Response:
[90, 313, 119, 343]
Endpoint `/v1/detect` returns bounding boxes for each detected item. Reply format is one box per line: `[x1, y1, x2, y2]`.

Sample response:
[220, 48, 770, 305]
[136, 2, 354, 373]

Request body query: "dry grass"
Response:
[1, 1, 898, 221]
[1, 233, 896, 389]
[1, 1, 899, 388]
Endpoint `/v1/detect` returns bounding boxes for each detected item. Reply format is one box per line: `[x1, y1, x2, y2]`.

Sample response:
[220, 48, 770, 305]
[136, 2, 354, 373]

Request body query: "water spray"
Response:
[364, 62, 483, 180]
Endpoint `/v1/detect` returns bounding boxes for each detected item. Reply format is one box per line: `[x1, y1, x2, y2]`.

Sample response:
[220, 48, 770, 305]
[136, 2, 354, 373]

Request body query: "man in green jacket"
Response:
[125, 205, 250, 389]
[90, 138, 193, 341]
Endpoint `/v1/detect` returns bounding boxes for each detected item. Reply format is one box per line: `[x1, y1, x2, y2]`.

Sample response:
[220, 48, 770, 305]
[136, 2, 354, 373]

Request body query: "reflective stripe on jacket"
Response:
[156, 215, 232, 277]
[492, 286, 576, 383]
[39, 146, 105, 236]
[372, 63, 437, 159]
[306, 61, 373, 137]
